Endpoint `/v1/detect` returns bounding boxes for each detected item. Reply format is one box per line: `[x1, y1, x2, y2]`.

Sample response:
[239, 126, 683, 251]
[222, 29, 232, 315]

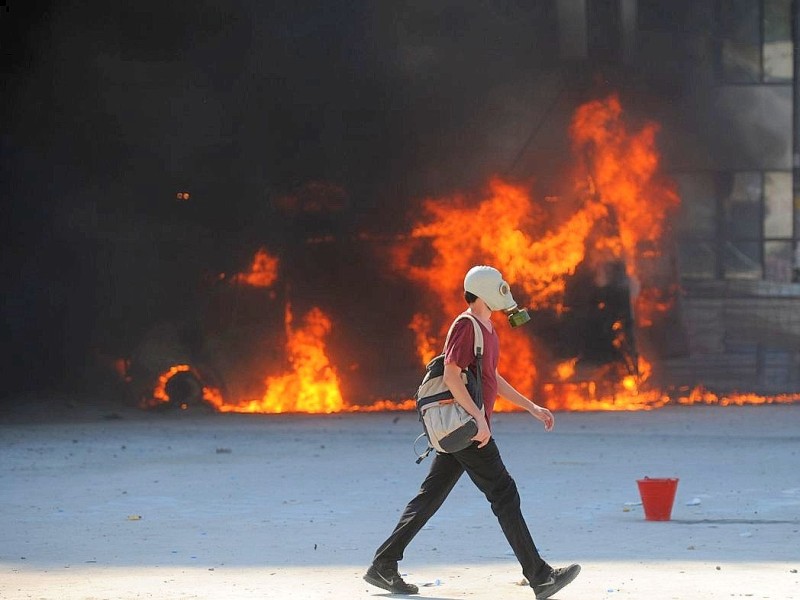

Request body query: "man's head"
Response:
[463, 265, 518, 312]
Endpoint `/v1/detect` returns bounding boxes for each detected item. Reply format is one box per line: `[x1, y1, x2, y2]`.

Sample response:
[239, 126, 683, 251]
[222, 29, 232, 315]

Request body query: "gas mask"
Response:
[463, 265, 531, 328]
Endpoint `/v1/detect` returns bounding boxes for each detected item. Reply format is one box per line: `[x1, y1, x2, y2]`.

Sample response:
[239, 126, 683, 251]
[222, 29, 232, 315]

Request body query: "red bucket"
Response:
[636, 477, 679, 521]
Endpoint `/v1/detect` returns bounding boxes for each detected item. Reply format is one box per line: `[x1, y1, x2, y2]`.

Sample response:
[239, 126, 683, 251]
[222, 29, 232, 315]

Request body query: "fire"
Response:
[570, 95, 680, 327]
[232, 247, 279, 288]
[206, 304, 345, 414]
[152, 364, 190, 403]
[149, 302, 418, 413]
[408, 312, 438, 365]
[391, 178, 604, 315]
[142, 95, 798, 414]
[142, 364, 224, 410]
[389, 94, 681, 411]
[555, 359, 578, 381]
[676, 387, 800, 407]
[153, 365, 191, 402]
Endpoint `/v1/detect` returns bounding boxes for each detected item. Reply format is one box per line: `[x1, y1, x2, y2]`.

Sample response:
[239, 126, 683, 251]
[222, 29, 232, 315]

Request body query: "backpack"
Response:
[414, 313, 485, 462]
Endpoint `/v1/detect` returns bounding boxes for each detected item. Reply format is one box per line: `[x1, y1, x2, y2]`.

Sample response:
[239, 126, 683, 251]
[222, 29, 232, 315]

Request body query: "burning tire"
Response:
[139, 363, 222, 412]
[162, 368, 204, 409]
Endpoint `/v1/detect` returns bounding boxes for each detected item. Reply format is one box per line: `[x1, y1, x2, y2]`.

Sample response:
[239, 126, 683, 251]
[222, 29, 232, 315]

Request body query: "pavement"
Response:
[1, 399, 798, 599]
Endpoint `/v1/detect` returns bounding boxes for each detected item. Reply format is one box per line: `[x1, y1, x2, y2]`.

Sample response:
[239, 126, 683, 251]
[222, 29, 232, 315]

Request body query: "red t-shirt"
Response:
[443, 314, 500, 425]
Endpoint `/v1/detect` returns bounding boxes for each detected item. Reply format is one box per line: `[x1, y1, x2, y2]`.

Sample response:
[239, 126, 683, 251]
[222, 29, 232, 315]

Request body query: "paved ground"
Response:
[1, 400, 798, 599]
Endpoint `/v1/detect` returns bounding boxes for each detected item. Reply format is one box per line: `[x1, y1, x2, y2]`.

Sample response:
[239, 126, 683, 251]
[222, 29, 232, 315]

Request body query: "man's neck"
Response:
[467, 302, 493, 328]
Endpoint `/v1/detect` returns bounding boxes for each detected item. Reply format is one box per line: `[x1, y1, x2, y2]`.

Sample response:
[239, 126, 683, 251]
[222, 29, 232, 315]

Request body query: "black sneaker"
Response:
[531, 564, 581, 599]
[364, 563, 419, 595]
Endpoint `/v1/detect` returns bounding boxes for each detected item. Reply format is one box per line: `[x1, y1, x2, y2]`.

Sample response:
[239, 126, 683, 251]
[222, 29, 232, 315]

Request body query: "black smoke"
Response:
[1, 1, 569, 402]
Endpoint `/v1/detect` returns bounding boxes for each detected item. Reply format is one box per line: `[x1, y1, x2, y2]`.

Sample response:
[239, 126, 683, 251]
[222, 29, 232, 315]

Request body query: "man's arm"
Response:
[443, 362, 492, 447]
[496, 371, 554, 431]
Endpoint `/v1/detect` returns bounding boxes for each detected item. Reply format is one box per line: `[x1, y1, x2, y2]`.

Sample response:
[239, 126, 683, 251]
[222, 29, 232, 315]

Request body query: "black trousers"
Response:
[372, 438, 550, 584]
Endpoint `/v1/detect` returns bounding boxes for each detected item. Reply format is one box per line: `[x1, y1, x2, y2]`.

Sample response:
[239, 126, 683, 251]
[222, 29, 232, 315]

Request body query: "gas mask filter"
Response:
[506, 307, 531, 328]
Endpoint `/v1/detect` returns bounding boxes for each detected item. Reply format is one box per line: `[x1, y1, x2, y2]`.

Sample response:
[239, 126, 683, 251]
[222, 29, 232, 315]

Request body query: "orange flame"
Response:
[232, 248, 279, 288]
[570, 95, 680, 324]
[392, 178, 605, 315]
[389, 94, 681, 410]
[144, 96, 798, 414]
[142, 364, 224, 410]
[146, 307, 417, 413]
[206, 304, 344, 413]
[555, 359, 578, 381]
[150, 364, 191, 405]
[409, 312, 438, 365]
[676, 387, 800, 407]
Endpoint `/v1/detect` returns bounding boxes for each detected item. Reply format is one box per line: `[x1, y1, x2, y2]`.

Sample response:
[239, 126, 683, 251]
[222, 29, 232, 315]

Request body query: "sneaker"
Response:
[363, 563, 419, 595]
[531, 564, 581, 599]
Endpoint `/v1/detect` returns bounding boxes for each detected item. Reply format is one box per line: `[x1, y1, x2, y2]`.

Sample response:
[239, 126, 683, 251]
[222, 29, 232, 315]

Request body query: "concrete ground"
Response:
[1, 400, 798, 599]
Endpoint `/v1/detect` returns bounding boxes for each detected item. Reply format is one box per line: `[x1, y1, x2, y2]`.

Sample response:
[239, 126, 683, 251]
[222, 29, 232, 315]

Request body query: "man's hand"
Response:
[531, 405, 555, 432]
[471, 416, 492, 447]
[443, 362, 491, 447]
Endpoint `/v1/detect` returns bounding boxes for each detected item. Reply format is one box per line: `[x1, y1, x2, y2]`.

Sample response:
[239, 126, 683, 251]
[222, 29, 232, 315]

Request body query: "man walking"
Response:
[364, 265, 580, 599]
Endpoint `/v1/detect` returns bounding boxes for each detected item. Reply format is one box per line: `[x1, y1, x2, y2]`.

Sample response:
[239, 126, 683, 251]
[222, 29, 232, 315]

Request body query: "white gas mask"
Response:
[463, 265, 531, 327]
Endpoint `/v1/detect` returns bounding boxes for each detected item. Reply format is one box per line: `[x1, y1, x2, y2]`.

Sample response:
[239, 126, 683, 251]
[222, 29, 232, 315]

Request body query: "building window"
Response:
[675, 170, 795, 282]
[719, 0, 762, 82]
[764, 171, 793, 238]
[763, 0, 793, 81]
[764, 171, 794, 281]
[720, 171, 762, 279]
[717, 0, 793, 83]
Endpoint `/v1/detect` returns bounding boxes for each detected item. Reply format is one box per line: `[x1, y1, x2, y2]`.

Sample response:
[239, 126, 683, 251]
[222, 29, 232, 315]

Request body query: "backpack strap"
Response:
[443, 312, 484, 360]
[443, 313, 484, 410]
